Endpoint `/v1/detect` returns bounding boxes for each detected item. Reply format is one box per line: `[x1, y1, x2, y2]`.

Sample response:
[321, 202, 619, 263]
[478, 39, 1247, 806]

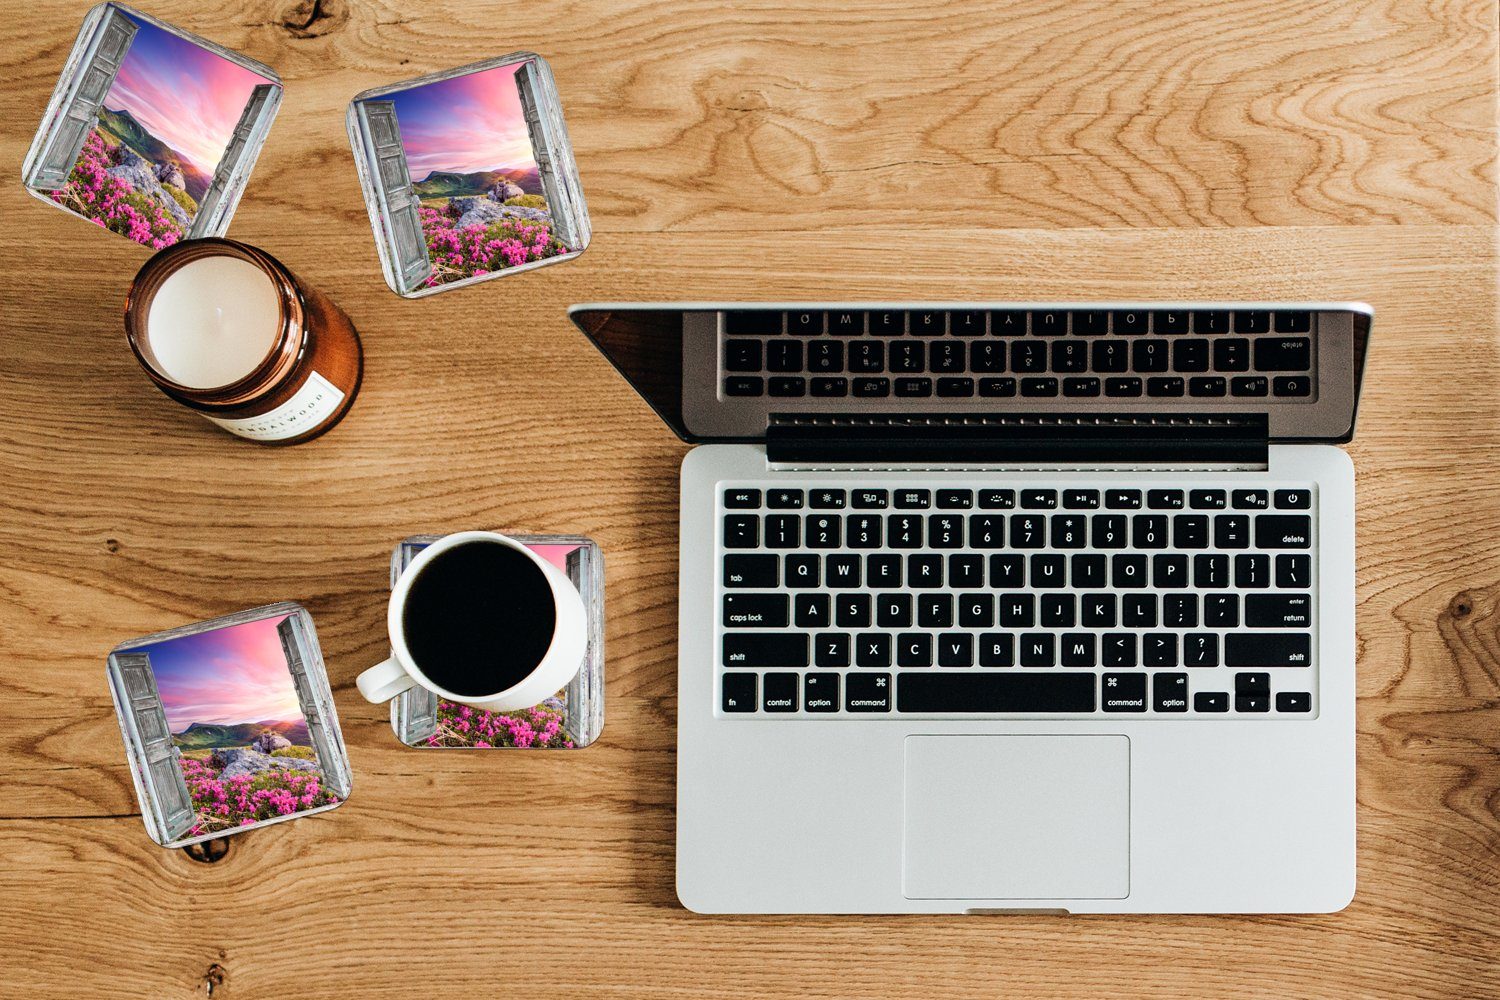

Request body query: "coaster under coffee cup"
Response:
[356, 531, 588, 712]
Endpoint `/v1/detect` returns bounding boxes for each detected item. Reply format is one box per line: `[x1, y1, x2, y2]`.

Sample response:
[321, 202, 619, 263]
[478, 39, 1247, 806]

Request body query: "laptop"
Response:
[569, 302, 1371, 914]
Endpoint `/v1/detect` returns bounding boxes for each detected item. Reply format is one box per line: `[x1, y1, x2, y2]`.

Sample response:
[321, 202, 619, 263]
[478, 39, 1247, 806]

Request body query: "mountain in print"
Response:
[173, 718, 311, 749]
[97, 107, 214, 201]
[412, 166, 542, 199]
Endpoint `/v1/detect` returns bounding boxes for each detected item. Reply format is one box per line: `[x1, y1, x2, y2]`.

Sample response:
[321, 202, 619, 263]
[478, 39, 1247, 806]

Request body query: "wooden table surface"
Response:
[2, 1, 1498, 997]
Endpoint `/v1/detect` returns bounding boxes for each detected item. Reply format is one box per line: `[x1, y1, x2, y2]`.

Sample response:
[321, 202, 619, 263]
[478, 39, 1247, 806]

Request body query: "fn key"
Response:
[722, 673, 757, 713]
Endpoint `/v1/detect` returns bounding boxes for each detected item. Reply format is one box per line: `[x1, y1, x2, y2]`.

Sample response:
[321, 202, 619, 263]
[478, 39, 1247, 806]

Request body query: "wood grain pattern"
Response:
[0, 1, 1497, 997]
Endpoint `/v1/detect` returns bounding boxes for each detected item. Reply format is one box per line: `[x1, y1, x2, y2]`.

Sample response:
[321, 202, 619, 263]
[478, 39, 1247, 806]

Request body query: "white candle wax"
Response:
[146, 255, 281, 389]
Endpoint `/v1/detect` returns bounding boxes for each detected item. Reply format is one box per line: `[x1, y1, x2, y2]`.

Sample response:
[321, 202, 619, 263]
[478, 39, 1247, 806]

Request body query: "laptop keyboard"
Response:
[716, 483, 1317, 717]
[719, 309, 1316, 402]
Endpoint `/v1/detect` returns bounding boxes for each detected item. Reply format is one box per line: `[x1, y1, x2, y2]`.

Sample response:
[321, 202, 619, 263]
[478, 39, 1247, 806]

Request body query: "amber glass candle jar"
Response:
[124, 238, 362, 444]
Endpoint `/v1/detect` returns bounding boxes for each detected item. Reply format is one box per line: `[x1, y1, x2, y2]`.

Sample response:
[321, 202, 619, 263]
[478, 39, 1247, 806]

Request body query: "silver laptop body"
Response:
[571, 302, 1370, 914]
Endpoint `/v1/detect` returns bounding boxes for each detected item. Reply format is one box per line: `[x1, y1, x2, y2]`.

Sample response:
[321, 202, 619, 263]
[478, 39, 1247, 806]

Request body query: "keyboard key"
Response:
[869, 311, 904, 336]
[1134, 339, 1169, 371]
[1106, 489, 1143, 509]
[1204, 593, 1239, 627]
[762, 672, 798, 711]
[1103, 633, 1137, 667]
[1173, 339, 1208, 371]
[1051, 515, 1087, 548]
[853, 377, 891, 397]
[809, 341, 845, 373]
[1073, 310, 1109, 335]
[1021, 377, 1059, 396]
[723, 633, 808, 668]
[1052, 340, 1088, 371]
[725, 339, 763, 371]
[937, 489, 974, 509]
[980, 489, 1017, 509]
[809, 489, 847, 509]
[1012, 341, 1047, 372]
[891, 342, 925, 372]
[786, 556, 821, 589]
[1235, 553, 1270, 588]
[1101, 673, 1147, 712]
[1273, 375, 1312, 397]
[814, 634, 851, 668]
[951, 310, 986, 336]
[1231, 375, 1269, 396]
[847, 514, 882, 548]
[1189, 376, 1226, 397]
[1032, 311, 1067, 336]
[928, 515, 964, 548]
[1153, 673, 1189, 712]
[909, 310, 945, 336]
[805, 514, 842, 548]
[722, 673, 757, 712]
[722, 594, 788, 628]
[766, 340, 803, 372]
[949, 554, 983, 587]
[1122, 594, 1156, 626]
[827, 556, 861, 589]
[1146, 376, 1184, 396]
[724, 488, 761, 508]
[897, 633, 933, 666]
[849, 341, 885, 373]
[725, 310, 781, 336]
[1276, 691, 1312, 712]
[1232, 489, 1269, 509]
[869, 556, 902, 587]
[1235, 310, 1271, 333]
[1246, 594, 1312, 627]
[1276, 554, 1310, 588]
[1147, 489, 1185, 509]
[1236, 672, 1270, 695]
[1275, 489, 1312, 509]
[1105, 376, 1143, 396]
[978, 633, 1015, 667]
[1064, 376, 1101, 397]
[1194, 691, 1229, 712]
[1193, 311, 1231, 335]
[1174, 514, 1209, 548]
[1194, 553, 1229, 588]
[937, 634, 973, 667]
[930, 341, 965, 372]
[1154, 311, 1190, 335]
[1082, 593, 1117, 627]
[1275, 311, 1312, 333]
[767, 488, 804, 509]
[765, 515, 800, 548]
[803, 673, 840, 712]
[846, 673, 892, 712]
[896, 377, 933, 396]
[1064, 489, 1101, 510]
[828, 311, 864, 335]
[768, 376, 806, 397]
[811, 377, 848, 396]
[1225, 633, 1312, 667]
[1093, 340, 1128, 372]
[856, 634, 892, 668]
[1112, 310, 1150, 334]
[970, 341, 1006, 373]
[1184, 633, 1218, 667]
[723, 514, 759, 548]
[1132, 515, 1168, 548]
[991, 310, 1027, 336]
[1213, 338, 1250, 371]
[895, 489, 931, 509]
[1113, 554, 1148, 588]
[723, 554, 777, 587]
[937, 377, 975, 397]
[1021, 489, 1058, 510]
[1060, 633, 1095, 667]
[877, 593, 913, 627]
[979, 377, 1017, 396]
[853, 489, 889, 509]
[787, 310, 824, 335]
[896, 673, 1095, 712]
[1190, 489, 1226, 509]
[1143, 633, 1177, 667]
[1256, 515, 1311, 548]
[723, 376, 763, 396]
[834, 592, 870, 626]
[1255, 337, 1311, 371]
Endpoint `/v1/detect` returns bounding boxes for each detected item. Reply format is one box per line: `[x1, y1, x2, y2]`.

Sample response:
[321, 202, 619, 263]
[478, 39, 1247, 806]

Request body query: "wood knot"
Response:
[104, 538, 120, 553]
[204, 963, 226, 996]
[280, 0, 345, 38]
[182, 836, 232, 864]
[1449, 592, 1474, 618]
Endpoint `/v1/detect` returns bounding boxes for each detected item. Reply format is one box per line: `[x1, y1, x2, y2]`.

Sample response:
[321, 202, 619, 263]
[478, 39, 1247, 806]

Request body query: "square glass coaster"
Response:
[106, 603, 351, 849]
[347, 52, 590, 297]
[23, 2, 282, 251]
[390, 535, 604, 748]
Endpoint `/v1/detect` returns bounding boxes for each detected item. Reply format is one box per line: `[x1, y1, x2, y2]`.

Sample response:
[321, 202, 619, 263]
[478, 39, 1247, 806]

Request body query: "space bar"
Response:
[897, 673, 1097, 713]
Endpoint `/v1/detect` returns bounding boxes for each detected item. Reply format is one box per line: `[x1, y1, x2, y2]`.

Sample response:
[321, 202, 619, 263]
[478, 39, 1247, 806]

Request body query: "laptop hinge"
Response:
[764, 413, 1269, 468]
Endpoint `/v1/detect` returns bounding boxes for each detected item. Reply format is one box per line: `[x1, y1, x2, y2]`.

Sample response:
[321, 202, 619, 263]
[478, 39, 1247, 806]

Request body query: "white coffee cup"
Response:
[355, 531, 588, 712]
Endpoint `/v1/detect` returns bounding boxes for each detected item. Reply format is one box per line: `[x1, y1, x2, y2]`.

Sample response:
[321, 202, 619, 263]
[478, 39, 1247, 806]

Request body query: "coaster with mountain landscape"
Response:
[107, 604, 350, 848]
[24, 4, 279, 251]
[349, 54, 589, 296]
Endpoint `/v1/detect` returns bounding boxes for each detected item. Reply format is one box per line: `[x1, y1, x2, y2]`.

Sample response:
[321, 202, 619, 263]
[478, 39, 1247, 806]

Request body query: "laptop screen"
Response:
[568, 303, 1371, 445]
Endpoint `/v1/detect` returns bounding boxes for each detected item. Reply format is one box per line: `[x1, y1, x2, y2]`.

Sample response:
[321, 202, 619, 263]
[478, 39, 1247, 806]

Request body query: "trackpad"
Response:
[903, 735, 1129, 899]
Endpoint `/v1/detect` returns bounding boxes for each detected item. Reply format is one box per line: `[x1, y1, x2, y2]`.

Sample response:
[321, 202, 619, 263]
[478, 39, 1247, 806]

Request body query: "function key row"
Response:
[723, 309, 1313, 337]
[725, 487, 1311, 511]
[722, 374, 1310, 399]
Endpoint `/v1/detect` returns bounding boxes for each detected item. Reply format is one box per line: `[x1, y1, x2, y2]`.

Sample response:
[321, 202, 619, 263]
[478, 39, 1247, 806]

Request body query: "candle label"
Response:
[203, 371, 345, 441]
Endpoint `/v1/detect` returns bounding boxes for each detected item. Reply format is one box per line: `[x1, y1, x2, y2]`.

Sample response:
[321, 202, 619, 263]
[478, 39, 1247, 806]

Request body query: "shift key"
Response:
[1225, 633, 1312, 667]
[723, 633, 809, 667]
[722, 594, 789, 628]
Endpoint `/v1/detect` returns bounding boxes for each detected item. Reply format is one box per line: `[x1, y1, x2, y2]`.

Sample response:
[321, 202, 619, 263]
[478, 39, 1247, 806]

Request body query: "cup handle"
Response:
[356, 656, 416, 704]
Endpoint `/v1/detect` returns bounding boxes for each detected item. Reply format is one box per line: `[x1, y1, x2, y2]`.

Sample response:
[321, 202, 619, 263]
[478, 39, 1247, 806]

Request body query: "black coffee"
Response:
[402, 541, 557, 697]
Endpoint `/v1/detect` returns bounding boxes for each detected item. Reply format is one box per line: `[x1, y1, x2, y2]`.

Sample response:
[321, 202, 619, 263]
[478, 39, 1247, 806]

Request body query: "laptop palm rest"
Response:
[902, 735, 1130, 900]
